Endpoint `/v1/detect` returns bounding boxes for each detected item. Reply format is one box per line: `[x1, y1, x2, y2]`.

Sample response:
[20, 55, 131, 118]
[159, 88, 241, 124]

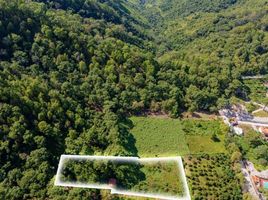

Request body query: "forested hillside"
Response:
[0, 0, 267, 199]
[0, 0, 156, 199]
[134, 0, 268, 111]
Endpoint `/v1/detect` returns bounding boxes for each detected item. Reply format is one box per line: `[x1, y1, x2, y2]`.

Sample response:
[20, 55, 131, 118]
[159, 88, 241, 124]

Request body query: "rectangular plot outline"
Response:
[54, 155, 191, 200]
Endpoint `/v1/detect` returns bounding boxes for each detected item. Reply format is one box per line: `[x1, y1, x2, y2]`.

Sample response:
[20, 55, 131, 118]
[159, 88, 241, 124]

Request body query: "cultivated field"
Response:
[130, 117, 227, 156]
[184, 154, 243, 199]
[130, 117, 190, 157]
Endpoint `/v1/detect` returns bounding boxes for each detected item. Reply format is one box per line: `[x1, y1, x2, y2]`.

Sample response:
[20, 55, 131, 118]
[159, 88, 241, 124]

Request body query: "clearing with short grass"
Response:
[130, 117, 228, 156]
[253, 110, 268, 117]
[130, 117, 189, 157]
[182, 119, 227, 154]
[186, 135, 226, 154]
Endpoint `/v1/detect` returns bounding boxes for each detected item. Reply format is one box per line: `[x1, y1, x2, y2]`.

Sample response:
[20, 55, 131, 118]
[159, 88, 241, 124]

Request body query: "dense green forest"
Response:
[0, 0, 267, 199]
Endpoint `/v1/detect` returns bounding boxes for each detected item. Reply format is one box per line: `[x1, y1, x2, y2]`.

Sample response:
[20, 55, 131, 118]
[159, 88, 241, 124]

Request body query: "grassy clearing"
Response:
[130, 117, 228, 156]
[253, 110, 268, 117]
[238, 124, 254, 135]
[182, 119, 227, 154]
[186, 134, 226, 154]
[130, 117, 189, 157]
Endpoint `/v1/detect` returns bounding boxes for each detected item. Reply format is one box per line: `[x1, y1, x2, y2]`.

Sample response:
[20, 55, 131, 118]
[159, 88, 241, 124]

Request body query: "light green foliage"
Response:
[130, 117, 228, 156]
[182, 119, 227, 154]
[186, 134, 226, 154]
[253, 110, 268, 117]
[229, 131, 268, 170]
[130, 117, 190, 156]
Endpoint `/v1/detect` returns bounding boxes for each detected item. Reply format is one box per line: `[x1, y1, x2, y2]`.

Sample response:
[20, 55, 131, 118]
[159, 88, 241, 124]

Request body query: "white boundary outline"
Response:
[54, 155, 191, 200]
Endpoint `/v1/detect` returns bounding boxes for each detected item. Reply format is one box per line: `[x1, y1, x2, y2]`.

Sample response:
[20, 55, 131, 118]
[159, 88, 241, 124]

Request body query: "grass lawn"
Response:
[253, 110, 268, 117]
[182, 119, 227, 154]
[186, 134, 226, 154]
[130, 117, 189, 157]
[130, 117, 228, 156]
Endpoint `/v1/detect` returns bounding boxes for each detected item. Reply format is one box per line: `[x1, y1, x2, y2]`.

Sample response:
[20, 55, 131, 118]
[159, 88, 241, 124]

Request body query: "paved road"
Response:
[241, 161, 262, 200]
[242, 75, 266, 79]
[239, 121, 268, 127]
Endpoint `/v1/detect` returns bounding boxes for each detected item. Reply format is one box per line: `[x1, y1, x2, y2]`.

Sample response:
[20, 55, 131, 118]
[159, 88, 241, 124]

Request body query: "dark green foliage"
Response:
[61, 159, 145, 189]
[0, 0, 267, 199]
[61, 159, 184, 196]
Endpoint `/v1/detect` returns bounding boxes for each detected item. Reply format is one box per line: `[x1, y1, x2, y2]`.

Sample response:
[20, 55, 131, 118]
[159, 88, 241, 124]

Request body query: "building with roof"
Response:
[259, 127, 268, 138]
[233, 126, 243, 136]
[252, 170, 268, 190]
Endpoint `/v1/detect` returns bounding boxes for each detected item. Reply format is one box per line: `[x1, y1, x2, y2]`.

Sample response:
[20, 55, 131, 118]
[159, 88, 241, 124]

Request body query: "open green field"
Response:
[253, 110, 268, 117]
[130, 117, 227, 157]
[182, 119, 227, 154]
[130, 117, 189, 157]
[186, 135, 226, 154]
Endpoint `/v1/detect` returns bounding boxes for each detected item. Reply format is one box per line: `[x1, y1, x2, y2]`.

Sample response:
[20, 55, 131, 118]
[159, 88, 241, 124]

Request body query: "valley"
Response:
[0, 0, 267, 199]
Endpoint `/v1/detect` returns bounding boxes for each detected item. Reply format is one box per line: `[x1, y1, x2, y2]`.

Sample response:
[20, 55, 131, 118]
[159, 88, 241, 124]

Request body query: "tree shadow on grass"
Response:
[119, 117, 139, 157]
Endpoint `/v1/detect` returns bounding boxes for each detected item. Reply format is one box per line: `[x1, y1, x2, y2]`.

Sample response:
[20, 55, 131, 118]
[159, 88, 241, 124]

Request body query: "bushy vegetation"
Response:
[0, 0, 156, 199]
[185, 154, 243, 199]
[61, 158, 185, 197]
[227, 130, 268, 170]
[244, 79, 268, 104]
[61, 159, 145, 189]
[182, 119, 225, 136]
[136, 0, 268, 112]
[131, 160, 185, 196]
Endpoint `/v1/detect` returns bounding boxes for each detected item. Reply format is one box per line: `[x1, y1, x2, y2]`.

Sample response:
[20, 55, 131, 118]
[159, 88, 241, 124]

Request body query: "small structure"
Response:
[232, 126, 243, 136]
[230, 117, 238, 126]
[108, 178, 117, 188]
[259, 127, 268, 138]
[252, 170, 268, 190]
